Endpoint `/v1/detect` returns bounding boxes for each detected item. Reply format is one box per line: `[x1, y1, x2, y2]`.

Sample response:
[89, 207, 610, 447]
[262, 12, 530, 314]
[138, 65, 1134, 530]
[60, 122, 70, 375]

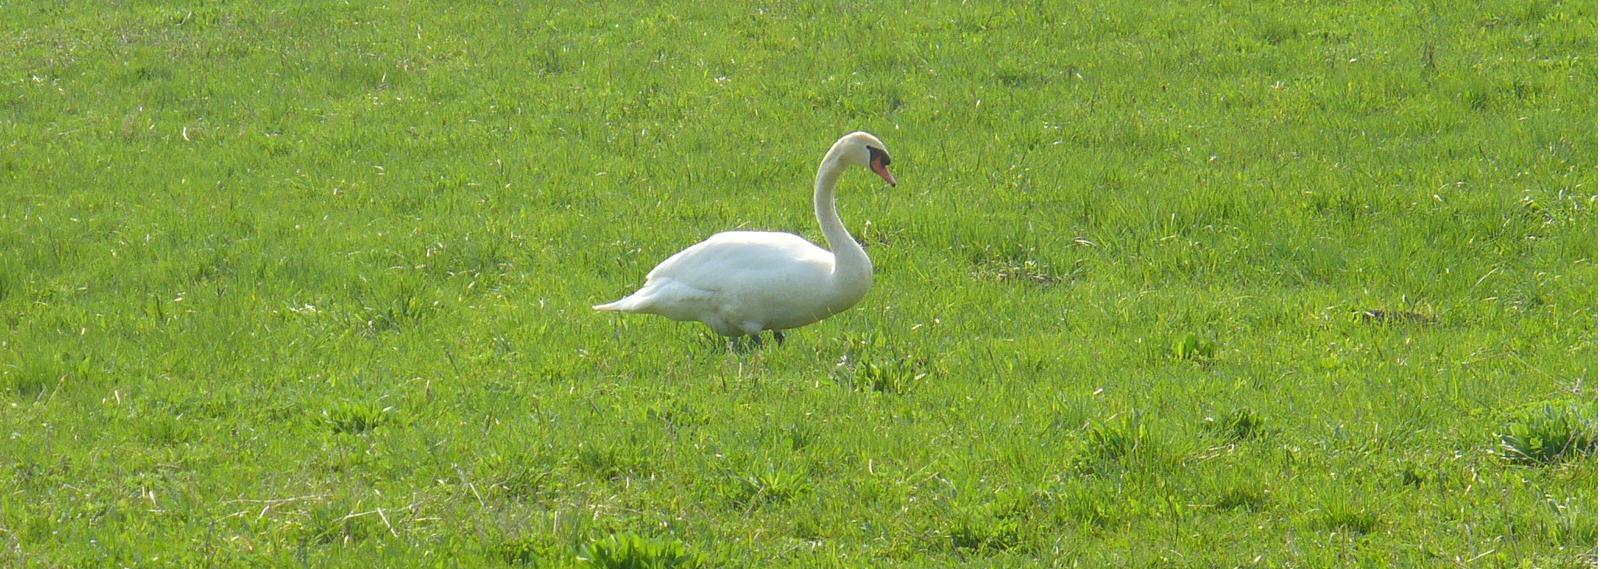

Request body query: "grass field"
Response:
[2, 1, 1597, 566]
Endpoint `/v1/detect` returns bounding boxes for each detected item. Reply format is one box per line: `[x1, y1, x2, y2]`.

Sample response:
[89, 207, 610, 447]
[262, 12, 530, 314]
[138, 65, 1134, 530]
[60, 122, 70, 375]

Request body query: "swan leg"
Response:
[722, 334, 756, 354]
[714, 330, 781, 354]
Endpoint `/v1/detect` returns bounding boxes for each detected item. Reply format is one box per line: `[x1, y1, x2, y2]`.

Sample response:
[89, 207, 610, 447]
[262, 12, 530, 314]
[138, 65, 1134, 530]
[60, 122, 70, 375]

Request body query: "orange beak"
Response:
[870, 157, 897, 187]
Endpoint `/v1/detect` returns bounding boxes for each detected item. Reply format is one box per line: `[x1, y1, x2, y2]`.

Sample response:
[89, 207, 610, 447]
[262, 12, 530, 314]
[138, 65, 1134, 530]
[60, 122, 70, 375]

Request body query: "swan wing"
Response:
[644, 231, 833, 289]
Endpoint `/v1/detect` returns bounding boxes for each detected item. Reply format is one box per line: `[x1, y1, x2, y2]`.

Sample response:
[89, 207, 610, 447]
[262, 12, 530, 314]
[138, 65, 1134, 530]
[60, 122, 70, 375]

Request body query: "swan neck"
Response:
[815, 154, 871, 286]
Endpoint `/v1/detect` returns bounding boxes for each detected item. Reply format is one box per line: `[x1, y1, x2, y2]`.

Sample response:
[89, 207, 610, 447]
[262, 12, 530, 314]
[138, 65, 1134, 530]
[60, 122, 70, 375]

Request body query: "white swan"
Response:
[594, 131, 897, 343]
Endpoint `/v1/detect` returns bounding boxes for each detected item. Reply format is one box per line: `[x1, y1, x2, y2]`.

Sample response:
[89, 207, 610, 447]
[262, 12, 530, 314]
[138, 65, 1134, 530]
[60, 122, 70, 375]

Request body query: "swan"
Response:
[594, 131, 897, 344]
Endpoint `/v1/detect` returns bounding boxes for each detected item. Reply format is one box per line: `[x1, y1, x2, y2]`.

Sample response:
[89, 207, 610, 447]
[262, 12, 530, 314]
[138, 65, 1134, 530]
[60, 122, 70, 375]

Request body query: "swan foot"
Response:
[711, 331, 786, 354]
[722, 334, 760, 354]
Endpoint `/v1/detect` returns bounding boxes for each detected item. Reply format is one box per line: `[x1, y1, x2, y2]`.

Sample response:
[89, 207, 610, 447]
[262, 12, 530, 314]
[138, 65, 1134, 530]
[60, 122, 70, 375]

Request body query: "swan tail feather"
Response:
[592, 297, 638, 312]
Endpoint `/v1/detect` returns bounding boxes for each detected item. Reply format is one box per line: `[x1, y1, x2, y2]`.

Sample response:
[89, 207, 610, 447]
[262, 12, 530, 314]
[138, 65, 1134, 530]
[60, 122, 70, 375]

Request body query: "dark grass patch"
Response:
[2, 365, 56, 400]
[1397, 463, 1438, 489]
[1171, 333, 1217, 362]
[1354, 308, 1434, 325]
[323, 401, 390, 435]
[0, 265, 14, 302]
[3, 351, 96, 400]
[575, 443, 653, 481]
[841, 356, 926, 395]
[578, 532, 706, 569]
[640, 397, 709, 433]
[970, 257, 1065, 286]
[947, 490, 1030, 553]
[1311, 501, 1380, 535]
[494, 536, 561, 566]
[1203, 408, 1271, 442]
[1496, 401, 1596, 465]
[349, 286, 440, 335]
[721, 463, 809, 506]
[775, 422, 815, 451]
[960, 236, 1077, 287]
[137, 415, 195, 445]
[1082, 413, 1148, 464]
[832, 336, 932, 395]
[948, 511, 1023, 553]
[1055, 485, 1120, 529]
[299, 501, 388, 545]
[1213, 484, 1268, 512]
[495, 450, 558, 501]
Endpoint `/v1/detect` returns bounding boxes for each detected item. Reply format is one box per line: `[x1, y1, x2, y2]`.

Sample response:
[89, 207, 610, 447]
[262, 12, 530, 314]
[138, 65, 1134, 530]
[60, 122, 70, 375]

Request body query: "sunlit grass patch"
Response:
[0, 0, 1592, 566]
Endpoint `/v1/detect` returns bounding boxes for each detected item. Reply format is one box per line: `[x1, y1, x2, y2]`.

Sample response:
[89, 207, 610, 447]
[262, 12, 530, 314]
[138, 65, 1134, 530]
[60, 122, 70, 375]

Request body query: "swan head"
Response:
[832, 131, 897, 187]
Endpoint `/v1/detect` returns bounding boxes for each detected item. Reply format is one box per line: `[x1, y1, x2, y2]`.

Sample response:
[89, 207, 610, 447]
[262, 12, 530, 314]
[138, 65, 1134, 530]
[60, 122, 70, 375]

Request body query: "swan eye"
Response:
[867, 146, 891, 166]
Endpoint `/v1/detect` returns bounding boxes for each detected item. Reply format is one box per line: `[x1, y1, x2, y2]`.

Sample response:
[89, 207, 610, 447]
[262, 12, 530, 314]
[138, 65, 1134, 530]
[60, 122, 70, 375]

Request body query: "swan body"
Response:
[595, 131, 897, 339]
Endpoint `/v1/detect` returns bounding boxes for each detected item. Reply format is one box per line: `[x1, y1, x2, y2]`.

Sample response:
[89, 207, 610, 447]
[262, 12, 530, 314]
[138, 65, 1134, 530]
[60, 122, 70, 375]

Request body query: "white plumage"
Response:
[595, 131, 898, 341]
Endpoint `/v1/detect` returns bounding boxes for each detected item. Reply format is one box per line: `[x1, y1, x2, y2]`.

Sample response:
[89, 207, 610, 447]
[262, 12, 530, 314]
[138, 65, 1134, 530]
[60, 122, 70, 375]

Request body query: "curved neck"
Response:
[815, 152, 871, 285]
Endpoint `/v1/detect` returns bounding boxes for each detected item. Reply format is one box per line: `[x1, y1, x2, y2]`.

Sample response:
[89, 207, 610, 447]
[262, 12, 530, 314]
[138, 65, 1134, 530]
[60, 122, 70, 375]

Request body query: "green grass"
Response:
[1, 0, 1596, 566]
